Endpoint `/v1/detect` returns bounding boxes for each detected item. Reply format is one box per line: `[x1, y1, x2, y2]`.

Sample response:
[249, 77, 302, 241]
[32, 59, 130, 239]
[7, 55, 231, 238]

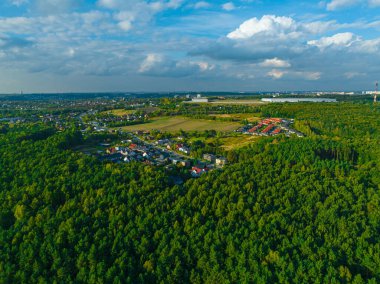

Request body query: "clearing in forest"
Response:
[219, 135, 261, 150]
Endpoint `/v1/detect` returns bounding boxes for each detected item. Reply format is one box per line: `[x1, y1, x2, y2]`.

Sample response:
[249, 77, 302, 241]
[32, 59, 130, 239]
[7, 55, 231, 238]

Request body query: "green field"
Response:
[117, 116, 241, 132]
[188, 135, 261, 150]
[209, 113, 261, 122]
[218, 135, 261, 150]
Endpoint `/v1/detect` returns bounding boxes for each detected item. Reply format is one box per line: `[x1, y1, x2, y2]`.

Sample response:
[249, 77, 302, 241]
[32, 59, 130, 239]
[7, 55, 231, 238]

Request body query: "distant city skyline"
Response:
[0, 0, 380, 93]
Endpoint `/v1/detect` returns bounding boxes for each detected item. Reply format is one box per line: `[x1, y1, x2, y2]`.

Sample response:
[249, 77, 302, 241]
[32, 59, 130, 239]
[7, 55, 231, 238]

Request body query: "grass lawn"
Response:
[188, 134, 261, 150]
[117, 116, 241, 132]
[218, 135, 261, 150]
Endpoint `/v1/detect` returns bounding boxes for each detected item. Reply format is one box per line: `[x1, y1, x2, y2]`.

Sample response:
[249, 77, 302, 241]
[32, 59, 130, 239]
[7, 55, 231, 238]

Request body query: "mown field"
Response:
[117, 116, 241, 132]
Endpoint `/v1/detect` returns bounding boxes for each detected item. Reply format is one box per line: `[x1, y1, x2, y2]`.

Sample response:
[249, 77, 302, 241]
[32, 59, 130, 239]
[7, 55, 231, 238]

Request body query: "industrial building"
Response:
[192, 94, 209, 103]
[261, 98, 337, 103]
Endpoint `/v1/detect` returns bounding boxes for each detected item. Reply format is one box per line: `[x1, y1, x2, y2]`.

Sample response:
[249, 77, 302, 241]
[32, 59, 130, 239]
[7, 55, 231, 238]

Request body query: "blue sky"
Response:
[0, 0, 380, 93]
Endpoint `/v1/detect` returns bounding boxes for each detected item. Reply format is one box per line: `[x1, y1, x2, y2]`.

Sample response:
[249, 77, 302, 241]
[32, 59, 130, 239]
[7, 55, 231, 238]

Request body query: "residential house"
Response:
[203, 153, 216, 162]
[216, 157, 227, 167]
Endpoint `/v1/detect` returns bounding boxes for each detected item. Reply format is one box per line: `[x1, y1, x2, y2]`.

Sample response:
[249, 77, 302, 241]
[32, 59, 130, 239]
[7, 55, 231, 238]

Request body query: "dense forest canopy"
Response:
[0, 102, 379, 283]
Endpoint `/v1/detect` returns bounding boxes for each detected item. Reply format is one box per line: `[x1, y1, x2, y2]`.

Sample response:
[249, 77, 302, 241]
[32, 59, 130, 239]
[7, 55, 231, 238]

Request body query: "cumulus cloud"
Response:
[260, 58, 291, 68]
[222, 2, 236, 11]
[193, 15, 323, 63]
[227, 15, 299, 40]
[226, 15, 338, 41]
[191, 14, 380, 87]
[307, 32, 360, 49]
[139, 53, 163, 73]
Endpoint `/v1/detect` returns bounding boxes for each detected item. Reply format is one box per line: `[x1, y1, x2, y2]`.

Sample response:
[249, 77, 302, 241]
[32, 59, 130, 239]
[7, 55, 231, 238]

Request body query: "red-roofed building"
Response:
[191, 166, 209, 177]
[272, 128, 282, 135]
[262, 124, 275, 134]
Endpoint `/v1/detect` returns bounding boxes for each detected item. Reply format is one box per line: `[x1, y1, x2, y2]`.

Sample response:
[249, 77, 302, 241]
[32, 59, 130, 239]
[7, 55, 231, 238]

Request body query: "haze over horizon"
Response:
[1, 0, 380, 93]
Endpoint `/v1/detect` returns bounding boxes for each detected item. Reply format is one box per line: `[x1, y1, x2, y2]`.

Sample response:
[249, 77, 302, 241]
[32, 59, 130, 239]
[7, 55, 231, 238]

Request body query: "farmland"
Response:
[117, 116, 241, 132]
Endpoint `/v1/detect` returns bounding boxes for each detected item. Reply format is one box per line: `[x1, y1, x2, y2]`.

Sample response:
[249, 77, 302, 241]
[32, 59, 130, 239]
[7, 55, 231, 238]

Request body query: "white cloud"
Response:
[138, 54, 214, 77]
[118, 21, 133, 31]
[166, 0, 183, 9]
[307, 32, 359, 49]
[139, 54, 163, 73]
[267, 69, 286, 79]
[227, 15, 298, 40]
[326, 0, 359, 10]
[96, 0, 183, 32]
[114, 11, 135, 31]
[303, 21, 336, 34]
[222, 2, 236, 11]
[260, 58, 291, 68]
[353, 38, 380, 53]
[227, 15, 338, 41]
[98, 0, 183, 11]
[196, 61, 214, 71]
[193, 1, 211, 9]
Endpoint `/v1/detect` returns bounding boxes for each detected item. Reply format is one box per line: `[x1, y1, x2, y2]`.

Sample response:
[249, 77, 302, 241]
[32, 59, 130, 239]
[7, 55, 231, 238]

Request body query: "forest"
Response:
[0, 102, 379, 283]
